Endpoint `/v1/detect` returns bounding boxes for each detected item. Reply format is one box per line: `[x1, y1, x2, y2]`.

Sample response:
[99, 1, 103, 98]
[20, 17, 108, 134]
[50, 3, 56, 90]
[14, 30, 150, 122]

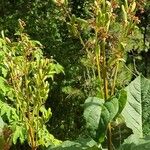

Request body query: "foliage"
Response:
[64, 0, 145, 101]
[119, 135, 150, 150]
[83, 92, 127, 148]
[82, 75, 150, 149]
[63, 0, 146, 149]
[122, 75, 143, 137]
[47, 137, 99, 150]
[0, 0, 150, 150]
[0, 21, 63, 150]
[0, 0, 148, 142]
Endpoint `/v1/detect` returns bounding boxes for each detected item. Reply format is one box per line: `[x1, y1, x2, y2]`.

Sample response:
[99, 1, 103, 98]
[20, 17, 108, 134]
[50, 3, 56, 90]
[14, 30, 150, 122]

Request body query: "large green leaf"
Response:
[83, 97, 104, 139]
[98, 97, 119, 142]
[83, 97, 120, 142]
[119, 135, 150, 150]
[121, 75, 143, 137]
[141, 77, 150, 135]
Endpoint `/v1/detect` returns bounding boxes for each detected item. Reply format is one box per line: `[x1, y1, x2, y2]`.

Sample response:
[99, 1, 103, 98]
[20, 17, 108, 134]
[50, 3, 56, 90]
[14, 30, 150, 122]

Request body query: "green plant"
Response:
[0, 1, 150, 149]
[0, 20, 63, 150]
[61, 0, 146, 149]
[48, 137, 100, 150]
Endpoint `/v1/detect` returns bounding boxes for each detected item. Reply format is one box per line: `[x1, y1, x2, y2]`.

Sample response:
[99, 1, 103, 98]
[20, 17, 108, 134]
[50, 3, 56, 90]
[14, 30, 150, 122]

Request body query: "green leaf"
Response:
[116, 90, 127, 117]
[98, 97, 119, 142]
[37, 125, 62, 147]
[83, 97, 119, 142]
[48, 137, 100, 150]
[0, 76, 10, 94]
[119, 135, 150, 150]
[83, 97, 104, 140]
[12, 125, 26, 144]
[40, 106, 52, 123]
[141, 77, 150, 135]
[0, 100, 18, 122]
[122, 75, 143, 137]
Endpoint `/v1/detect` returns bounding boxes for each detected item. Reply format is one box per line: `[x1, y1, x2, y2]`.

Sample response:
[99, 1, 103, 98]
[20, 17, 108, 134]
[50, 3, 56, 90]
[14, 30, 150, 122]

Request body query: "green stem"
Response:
[111, 62, 119, 96]
[101, 38, 112, 150]
[102, 39, 108, 100]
